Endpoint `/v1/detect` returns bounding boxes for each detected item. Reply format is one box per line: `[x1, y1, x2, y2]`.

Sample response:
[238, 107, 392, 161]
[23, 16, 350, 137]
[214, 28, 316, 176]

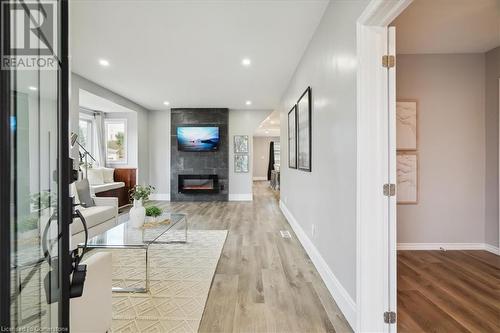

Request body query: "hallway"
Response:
[151, 181, 351, 332]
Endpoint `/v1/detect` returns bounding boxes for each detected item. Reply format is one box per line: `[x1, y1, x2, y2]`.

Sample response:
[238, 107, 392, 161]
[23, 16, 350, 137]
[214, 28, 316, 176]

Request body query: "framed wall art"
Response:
[234, 154, 249, 173]
[297, 87, 311, 171]
[288, 105, 297, 169]
[234, 135, 249, 153]
[396, 101, 417, 151]
[397, 152, 418, 204]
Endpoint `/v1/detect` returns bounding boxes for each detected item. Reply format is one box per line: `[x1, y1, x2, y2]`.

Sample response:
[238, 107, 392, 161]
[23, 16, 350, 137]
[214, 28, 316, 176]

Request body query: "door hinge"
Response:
[383, 183, 396, 197]
[382, 55, 395, 68]
[384, 311, 397, 324]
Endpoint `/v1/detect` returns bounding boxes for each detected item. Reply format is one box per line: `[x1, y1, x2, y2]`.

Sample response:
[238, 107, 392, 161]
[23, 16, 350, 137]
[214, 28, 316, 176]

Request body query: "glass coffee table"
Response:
[78, 213, 188, 293]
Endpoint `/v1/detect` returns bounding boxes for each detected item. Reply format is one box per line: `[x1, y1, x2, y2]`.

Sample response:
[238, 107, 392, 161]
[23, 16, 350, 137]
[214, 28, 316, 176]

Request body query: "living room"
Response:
[64, 1, 328, 332]
[3, 0, 498, 332]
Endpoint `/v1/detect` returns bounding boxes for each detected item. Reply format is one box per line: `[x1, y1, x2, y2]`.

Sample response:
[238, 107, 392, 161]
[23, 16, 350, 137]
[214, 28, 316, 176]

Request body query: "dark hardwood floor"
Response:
[398, 250, 500, 333]
[150, 181, 352, 333]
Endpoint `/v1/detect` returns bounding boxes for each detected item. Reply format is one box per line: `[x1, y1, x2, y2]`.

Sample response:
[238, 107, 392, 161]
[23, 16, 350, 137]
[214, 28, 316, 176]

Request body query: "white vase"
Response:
[129, 199, 145, 227]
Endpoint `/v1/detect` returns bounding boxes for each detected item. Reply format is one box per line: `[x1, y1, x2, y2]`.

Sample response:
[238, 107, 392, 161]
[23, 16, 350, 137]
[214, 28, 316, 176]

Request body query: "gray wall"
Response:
[396, 54, 486, 244]
[147, 108, 271, 200]
[485, 46, 500, 247]
[70, 73, 151, 184]
[279, 0, 369, 300]
[148, 110, 171, 200]
[253, 136, 279, 180]
[170, 108, 229, 201]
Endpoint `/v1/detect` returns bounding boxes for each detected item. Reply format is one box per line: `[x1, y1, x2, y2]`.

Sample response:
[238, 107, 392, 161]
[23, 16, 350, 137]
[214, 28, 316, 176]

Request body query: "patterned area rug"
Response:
[98, 230, 227, 333]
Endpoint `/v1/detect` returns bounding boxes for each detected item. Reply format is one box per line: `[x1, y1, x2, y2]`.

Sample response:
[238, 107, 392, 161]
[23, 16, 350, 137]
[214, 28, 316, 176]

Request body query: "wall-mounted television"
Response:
[177, 126, 220, 152]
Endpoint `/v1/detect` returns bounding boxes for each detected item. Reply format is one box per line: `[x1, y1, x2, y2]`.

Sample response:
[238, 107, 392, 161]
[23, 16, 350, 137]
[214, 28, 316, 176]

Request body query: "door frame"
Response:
[355, 0, 412, 332]
[0, 0, 12, 327]
[0, 0, 71, 329]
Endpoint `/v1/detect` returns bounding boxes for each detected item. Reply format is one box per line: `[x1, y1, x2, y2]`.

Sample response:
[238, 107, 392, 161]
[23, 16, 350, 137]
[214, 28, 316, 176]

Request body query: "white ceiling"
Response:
[254, 109, 280, 137]
[392, 0, 500, 54]
[70, 0, 329, 111]
[79, 89, 135, 113]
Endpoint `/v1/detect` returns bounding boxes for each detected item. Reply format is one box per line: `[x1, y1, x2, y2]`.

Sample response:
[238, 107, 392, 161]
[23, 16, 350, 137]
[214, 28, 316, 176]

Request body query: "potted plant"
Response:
[145, 206, 163, 223]
[129, 185, 155, 227]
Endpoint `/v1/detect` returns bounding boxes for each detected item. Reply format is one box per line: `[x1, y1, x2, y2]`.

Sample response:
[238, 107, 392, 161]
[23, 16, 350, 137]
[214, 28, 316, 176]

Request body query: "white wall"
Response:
[396, 54, 486, 244]
[70, 73, 151, 184]
[104, 112, 138, 171]
[279, 0, 369, 306]
[148, 110, 171, 200]
[228, 109, 272, 200]
[253, 136, 279, 180]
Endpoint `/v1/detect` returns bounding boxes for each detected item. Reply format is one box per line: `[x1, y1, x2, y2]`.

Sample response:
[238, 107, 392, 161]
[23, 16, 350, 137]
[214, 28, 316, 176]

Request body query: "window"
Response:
[105, 119, 127, 164]
[78, 117, 94, 156]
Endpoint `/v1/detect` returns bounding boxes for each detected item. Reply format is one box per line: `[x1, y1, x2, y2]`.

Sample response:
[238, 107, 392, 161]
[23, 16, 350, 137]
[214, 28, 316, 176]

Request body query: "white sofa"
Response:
[70, 252, 112, 333]
[70, 184, 119, 250]
[82, 166, 125, 196]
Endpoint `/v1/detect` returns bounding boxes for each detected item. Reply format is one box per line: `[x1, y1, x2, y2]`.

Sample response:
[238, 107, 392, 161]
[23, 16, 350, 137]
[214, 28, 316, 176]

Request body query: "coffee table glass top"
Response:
[80, 213, 186, 249]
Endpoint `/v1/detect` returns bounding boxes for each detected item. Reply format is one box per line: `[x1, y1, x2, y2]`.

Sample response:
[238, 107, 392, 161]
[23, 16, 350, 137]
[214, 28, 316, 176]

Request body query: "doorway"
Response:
[357, 0, 500, 332]
[253, 110, 281, 193]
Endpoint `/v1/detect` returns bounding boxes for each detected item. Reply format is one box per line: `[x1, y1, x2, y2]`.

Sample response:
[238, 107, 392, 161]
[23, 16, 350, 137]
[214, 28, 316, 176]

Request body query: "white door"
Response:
[387, 26, 398, 332]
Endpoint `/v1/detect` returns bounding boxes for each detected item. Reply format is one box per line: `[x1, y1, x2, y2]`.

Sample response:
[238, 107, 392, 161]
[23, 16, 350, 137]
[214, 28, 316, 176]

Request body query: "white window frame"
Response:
[105, 119, 128, 165]
[78, 113, 94, 157]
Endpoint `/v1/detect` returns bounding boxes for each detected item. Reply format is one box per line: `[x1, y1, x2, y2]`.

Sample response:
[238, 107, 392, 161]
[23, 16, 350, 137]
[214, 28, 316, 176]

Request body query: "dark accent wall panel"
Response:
[170, 108, 229, 201]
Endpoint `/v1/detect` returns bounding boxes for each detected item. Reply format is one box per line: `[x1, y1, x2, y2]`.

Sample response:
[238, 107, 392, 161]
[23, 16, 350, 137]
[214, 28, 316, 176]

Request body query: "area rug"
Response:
[105, 230, 228, 333]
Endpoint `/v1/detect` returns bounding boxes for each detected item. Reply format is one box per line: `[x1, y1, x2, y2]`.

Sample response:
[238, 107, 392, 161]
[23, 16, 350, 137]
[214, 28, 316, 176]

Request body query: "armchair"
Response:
[70, 252, 112, 333]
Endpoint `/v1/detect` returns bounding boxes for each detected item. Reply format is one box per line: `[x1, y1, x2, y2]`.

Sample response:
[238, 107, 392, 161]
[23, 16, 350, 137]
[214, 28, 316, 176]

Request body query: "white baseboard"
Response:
[398, 242, 499, 254]
[253, 177, 267, 181]
[484, 243, 500, 255]
[149, 193, 170, 201]
[229, 193, 253, 201]
[279, 201, 356, 329]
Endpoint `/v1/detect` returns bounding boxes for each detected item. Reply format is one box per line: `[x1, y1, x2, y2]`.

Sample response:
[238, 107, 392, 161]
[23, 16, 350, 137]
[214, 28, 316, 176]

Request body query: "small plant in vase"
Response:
[145, 206, 163, 223]
[129, 185, 155, 227]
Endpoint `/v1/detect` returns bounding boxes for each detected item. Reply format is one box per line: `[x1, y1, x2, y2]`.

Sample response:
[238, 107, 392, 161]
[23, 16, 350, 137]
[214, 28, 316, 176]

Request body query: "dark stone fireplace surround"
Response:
[170, 108, 229, 201]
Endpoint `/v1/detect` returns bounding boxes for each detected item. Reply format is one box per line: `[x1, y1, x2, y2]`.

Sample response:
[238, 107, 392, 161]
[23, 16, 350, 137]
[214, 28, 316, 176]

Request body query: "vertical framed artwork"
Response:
[297, 87, 311, 171]
[288, 105, 297, 169]
[234, 154, 249, 173]
[396, 101, 417, 151]
[234, 135, 249, 153]
[397, 152, 418, 204]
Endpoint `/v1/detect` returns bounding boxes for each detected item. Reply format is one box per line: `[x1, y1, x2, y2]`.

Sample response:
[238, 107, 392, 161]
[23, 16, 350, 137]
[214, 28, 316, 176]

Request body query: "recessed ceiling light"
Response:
[28, 86, 37, 91]
[245, 100, 252, 106]
[265, 130, 270, 134]
[163, 101, 170, 106]
[98, 59, 110, 67]
[241, 58, 251, 67]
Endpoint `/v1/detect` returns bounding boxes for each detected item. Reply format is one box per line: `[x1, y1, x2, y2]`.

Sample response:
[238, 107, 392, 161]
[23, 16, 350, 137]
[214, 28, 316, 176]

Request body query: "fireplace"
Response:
[178, 174, 219, 194]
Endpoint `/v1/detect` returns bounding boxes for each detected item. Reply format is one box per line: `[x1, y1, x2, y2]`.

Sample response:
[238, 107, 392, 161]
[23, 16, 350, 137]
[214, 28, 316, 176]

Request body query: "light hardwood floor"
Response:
[150, 181, 352, 333]
[398, 250, 500, 332]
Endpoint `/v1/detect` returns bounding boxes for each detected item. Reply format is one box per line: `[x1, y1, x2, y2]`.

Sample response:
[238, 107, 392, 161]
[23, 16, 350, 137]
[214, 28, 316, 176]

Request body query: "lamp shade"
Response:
[70, 132, 78, 147]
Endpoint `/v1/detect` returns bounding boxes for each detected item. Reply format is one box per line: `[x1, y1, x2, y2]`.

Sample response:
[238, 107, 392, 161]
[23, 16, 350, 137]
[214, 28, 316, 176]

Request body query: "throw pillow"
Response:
[86, 168, 104, 185]
[102, 167, 115, 183]
[74, 179, 95, 207]
[69, 183, 81, 205]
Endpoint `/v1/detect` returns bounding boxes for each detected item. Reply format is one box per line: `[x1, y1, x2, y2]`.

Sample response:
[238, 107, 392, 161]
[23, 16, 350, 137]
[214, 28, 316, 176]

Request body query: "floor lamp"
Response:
[70, 132, 97, 179]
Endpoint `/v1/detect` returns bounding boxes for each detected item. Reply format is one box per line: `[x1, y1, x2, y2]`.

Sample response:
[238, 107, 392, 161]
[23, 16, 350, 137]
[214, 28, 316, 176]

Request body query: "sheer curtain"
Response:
[94, 111, 106, 167]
